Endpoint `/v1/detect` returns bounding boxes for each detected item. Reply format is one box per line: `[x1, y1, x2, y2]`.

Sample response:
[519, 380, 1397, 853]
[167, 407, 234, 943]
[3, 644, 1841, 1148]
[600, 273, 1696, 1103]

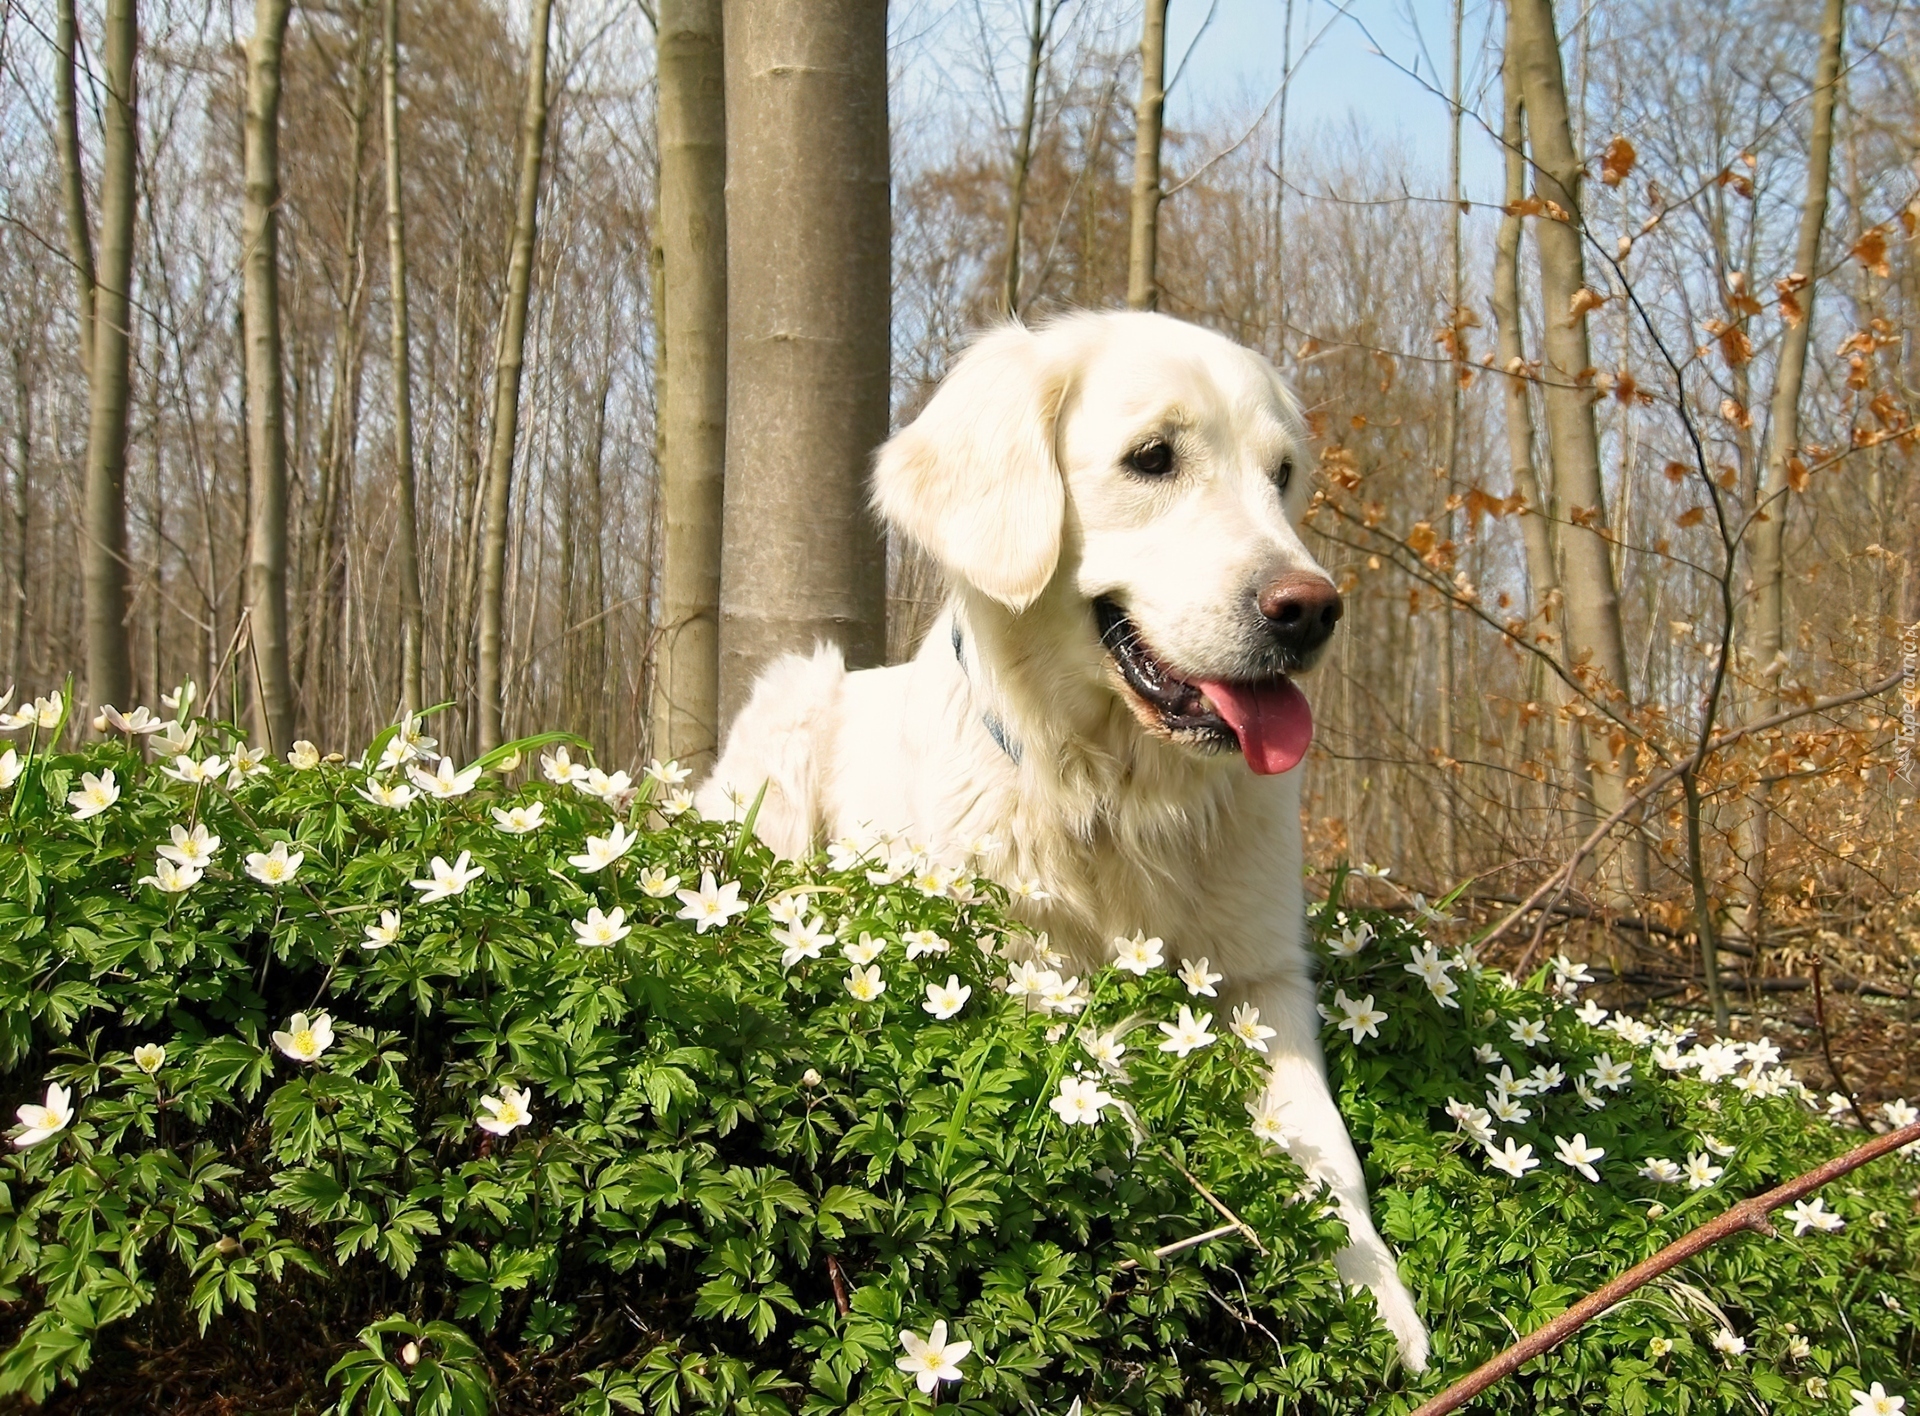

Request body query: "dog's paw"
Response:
[1335, 1240, 1430, 1373]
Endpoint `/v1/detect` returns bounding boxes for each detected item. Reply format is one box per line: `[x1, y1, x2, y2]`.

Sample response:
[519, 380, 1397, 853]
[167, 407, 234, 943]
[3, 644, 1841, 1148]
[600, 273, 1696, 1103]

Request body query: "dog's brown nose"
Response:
[1258, 573, 1342, 656]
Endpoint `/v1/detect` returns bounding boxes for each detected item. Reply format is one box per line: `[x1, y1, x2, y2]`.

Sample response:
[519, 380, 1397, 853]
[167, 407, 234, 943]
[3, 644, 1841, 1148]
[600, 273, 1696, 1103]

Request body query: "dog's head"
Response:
[874, 311, 1340, 776]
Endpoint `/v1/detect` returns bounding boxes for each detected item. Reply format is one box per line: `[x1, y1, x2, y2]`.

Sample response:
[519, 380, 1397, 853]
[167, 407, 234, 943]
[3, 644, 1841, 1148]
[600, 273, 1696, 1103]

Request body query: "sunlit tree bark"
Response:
[650, 0, 727, 773]
[1000, 0, 1046, 316]
[1125, 0, 1167, 311]
[718, 0, 889, 728]
[383, 0, 426, 717]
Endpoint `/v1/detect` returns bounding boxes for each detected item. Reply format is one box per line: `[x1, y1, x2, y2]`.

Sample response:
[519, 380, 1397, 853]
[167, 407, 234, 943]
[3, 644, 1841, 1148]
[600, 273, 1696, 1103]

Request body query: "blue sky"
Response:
[1162, 0, 1506, 200]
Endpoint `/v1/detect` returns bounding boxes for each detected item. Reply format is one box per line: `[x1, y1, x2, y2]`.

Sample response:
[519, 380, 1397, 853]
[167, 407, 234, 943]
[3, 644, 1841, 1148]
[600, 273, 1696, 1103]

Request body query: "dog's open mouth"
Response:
[1095, 598, 1315, 775]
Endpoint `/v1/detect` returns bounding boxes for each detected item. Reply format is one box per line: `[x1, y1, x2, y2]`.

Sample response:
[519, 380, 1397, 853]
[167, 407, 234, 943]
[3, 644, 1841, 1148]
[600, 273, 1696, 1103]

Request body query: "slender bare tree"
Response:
[383, 0, 427, 716]
[718, 0, 890, 728]
[242, 0, 297, 752]
[1126, 0, 1168, 311]
[1508, 0, 1644, 896]
[80, 0, 139, 715]
[1740, 0, 1845, 945]
[650, 0, 727, 773]
[55, 0, 97, 381]
[1000, 0, 1046, 316]
[476, 0, 555, 753]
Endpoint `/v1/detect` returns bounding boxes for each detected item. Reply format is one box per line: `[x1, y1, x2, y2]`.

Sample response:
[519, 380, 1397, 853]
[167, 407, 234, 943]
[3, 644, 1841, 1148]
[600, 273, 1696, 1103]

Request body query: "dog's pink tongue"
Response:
[1194, 677, 1314, 775]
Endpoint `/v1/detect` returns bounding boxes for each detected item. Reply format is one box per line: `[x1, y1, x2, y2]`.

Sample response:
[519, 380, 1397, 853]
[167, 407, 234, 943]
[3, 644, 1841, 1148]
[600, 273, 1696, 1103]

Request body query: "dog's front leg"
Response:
[1238, 971, 1431, 1373]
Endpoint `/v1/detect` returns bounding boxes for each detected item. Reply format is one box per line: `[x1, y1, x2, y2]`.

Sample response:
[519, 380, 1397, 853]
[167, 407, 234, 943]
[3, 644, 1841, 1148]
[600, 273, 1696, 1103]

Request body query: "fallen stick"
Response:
[1409, 1117, 1920, 1416]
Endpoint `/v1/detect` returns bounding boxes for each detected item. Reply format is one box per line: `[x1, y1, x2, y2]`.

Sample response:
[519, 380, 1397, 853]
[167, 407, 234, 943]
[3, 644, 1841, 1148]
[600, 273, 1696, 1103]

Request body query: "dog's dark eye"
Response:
[1276, 458, 1294, 491]
[1125, 440, 1175, 478]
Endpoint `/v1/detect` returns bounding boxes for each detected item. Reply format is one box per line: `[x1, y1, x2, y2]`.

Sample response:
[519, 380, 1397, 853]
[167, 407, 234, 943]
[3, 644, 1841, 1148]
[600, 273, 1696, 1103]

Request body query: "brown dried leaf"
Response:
[1719, 397, 1753, 429]
[1600, 135, 1637, 187]
[1663, 460, 1690, 484]
[1406, 521, 1437, 556]
[1852, 228, 1890, 278]
[1786, 457, 1810, 493]
[1503, 195, 1544, 218]
[1676, 506, 1706, 528]
[1569, 287, 1608, 321]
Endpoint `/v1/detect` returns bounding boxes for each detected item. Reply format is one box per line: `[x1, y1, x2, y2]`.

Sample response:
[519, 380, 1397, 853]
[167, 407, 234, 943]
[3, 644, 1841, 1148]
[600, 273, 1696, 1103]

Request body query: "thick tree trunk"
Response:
[650, 0, 727, 773]
[82, 0, 138, 716]
[1126, 0, 1168, 312]
[717, 0, 890, 730]
[243, 0, 296, 753]
[1508, 0, 1644, 897]
[56, 0, 98, 380]
[475, 0, 554, 753]
[1740, 0, 1845, 945]
[7, 357, 27, 684]
[383, 0, 426, 717]
[1000, 0, 1045, 316]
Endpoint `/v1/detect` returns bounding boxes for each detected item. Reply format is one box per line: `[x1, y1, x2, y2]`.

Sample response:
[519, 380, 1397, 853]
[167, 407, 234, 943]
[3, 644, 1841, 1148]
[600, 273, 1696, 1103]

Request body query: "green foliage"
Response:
[0, 705, 1912, 1413]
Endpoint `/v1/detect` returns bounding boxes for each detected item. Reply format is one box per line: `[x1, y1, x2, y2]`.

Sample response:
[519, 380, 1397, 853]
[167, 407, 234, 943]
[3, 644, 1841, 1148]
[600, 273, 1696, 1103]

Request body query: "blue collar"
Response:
[952, 620, 1022, 765]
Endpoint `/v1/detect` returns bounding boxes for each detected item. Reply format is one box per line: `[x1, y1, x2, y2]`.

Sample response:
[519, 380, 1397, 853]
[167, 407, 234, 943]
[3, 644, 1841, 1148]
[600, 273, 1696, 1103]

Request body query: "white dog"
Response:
[696, 311, 1429, 1370]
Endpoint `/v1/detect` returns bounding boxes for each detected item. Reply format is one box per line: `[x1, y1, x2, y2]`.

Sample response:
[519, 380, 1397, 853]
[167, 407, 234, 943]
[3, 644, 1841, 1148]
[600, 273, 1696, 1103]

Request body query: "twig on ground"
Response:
[1409, 1118, 1920, 1416]
[1810, 955, 1875, 1131]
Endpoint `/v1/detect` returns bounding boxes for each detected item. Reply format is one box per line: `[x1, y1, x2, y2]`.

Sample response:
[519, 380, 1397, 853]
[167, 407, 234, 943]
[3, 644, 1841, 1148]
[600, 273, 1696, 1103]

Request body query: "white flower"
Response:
[1049, 1074, 1115, 1126]
[1527, 1062, 1565, 1093]
[150, 722, 197, 760]
[159, 682, 194, 714]
[491, 801, 547, 834]
[1553, 1133, 1605, 1182]
[1408, 892, 1452, 927]
[1710, 1328, 1746, 1357]
[407, 756, 481, 799]
[1851, 1383, 1906, 1416]
[1445, 1097, 1496, 1145]
[287, 739, 321, 770]
[477, 1085, 533, 1136]
[541, 745, 587, 785]
[410, 850, 483, 903]
[1742, 1036, 1781, 1067]
[0, 691, 62, 731]
[272, 1012, 335, 1063]
[1684, 1153, 1724, 1190]
[1693, 1042, 1744, 1083]
[245, 841, 305, 886]
[1004, 960, 1050, 998]
[362, 908, 402, 949]
[644, 757, 692, 787]
[1700, 1133, 1736, 1157]
[843, 932, 887, 966]
[1247, 1096, 1290, 1148]
[1810, 1378, 1830, 1399]
[1177, 957, 1223, 996]
[227, 743, 269, 785]
[1550, 955, 1593, 988]
[1485, 1137, 1539, 1178]
[572, 905, 632, 948]
[1652, 1044, 1689, 1072]
[766, 892, 809, 926]
[393, 712, 437, 762]
[1329, 921, 1373, 957]
[675, 872, 747, 933]
[1487, 1093, 1532, 1125]
[638, 866, 681, 898]
[132, 1044, 166, 1075]
[910, 862, 961, 897]
[1404, 943, 1452, 988]
[1648, 1336, 1673, 1358]
[12, 1082, 74, 1147]
[569, 822, 638, 874]
[844, 963, 886, 1002]
[163, 754, 228, 786]
[1787, 1197, 1845, 1236]
[1608, 1014, 1655, 1047]
[1112, 932, 1165, 974]
[1472, 1042, 1501, 1065]
[1008, 876, 1050, 903]
[580, 767, 633, 803]
[1229, 1003, 1276, 1054]
[1332, 989, 1386, 1044]
[68, 768, 121, 820]
[359, 778, 419, 809]
[659, 788, 695, 817]
[1825, 1091, 1853, 1118]
[138, 858, 204, 894]
[775, 916, 835, 970]
[1639, 1157, 1684, 1184]
[1157, 1005, 1217, 1058]
[0, 748, 19, 790]
[1425, 972, 1461, 1008]
[98, 703, 165, 735]
[1574, 1000, 1608, 1026]
[895, 1320, 971, 1395]
[1081, 1029, 1127, 1071]
[904, 929, 949, 959]
[923, 976, 971, 1019]
[1884, 1099, 1918, 1128]
[1507, 1016, 1549, 1048]
[1352, 862, 1390, 878]
[1573, 1078, 1606, 1110]
[158, 823, 222, 869]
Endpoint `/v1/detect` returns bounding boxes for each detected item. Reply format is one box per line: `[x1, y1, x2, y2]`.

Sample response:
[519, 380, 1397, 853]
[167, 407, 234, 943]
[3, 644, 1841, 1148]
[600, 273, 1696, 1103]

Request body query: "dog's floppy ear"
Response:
[872, 323, 1068, 611]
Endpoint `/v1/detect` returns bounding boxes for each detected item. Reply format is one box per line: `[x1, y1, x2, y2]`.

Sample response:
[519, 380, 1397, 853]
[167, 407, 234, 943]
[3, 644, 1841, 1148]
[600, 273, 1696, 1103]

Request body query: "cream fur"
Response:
[698, 311, 1430, 1371]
